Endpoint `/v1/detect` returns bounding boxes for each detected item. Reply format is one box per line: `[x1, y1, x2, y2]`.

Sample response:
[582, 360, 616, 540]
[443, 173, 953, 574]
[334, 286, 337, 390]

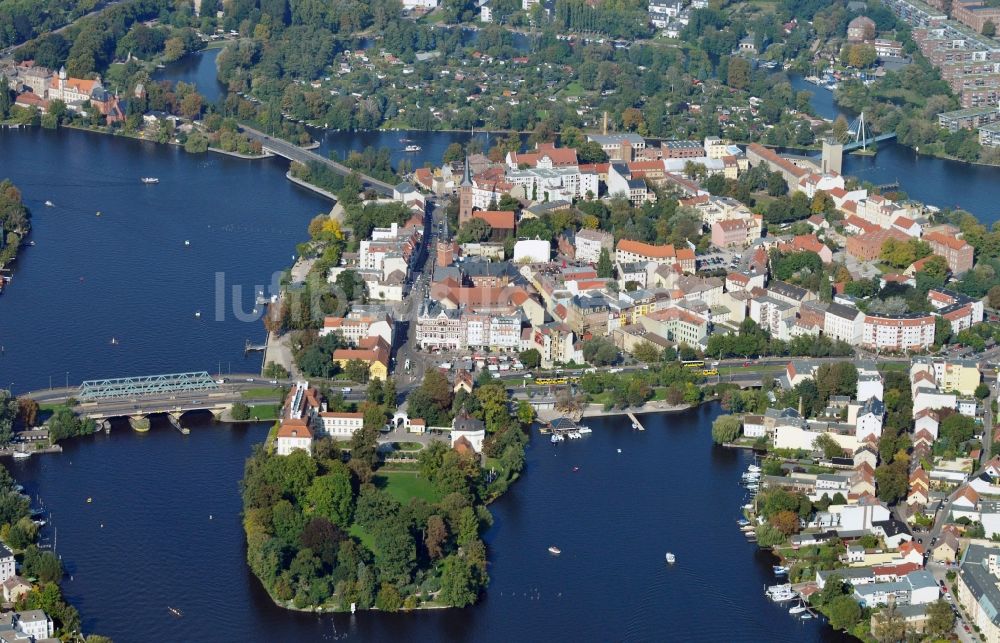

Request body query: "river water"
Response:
[786, 73, 1000, 222]
[0, 52, 975, 642]
[11, 407, 847, 643]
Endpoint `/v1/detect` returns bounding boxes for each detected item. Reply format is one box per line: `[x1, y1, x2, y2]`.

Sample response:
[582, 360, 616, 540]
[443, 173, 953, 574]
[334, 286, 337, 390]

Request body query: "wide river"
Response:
[11, 407, 848, 642]
[0, 49, 975, 643]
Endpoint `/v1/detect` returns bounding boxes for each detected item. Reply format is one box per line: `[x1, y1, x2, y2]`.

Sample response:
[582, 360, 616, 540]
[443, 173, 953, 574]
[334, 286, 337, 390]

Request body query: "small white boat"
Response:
[11, 451, 30, 460]
[195, 311, 201, 318]
[800, 613, 813, 619]
[141, 177, 160, 184]
[550, 434, 564, 443]
[747, 465, 761, 473]
[616, 448, 622, 454]
[665, 552, 676, 564]
[789, 601, 808, 615]
[44, 200, 54, 207]
[404, 145, 421, 152]
[577, 426, 592, 434]
[184, 240, 190, 246]
[773, 565, 789, 575]
[548, 546, 561, 555]
[110, 337, 119, 345]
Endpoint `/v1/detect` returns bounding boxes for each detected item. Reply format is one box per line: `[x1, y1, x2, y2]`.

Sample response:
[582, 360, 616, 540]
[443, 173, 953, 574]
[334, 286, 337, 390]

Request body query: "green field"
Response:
[247, 404, 280, 420]
[375, 470, 442, 504]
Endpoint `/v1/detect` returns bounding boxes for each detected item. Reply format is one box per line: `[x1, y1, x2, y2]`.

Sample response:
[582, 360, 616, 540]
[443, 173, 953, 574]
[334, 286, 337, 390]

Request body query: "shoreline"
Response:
[284, 171, 339, 201]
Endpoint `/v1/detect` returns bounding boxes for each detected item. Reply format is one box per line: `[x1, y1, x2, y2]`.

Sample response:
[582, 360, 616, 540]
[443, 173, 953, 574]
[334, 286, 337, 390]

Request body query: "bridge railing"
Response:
[78, 372, 220, 401]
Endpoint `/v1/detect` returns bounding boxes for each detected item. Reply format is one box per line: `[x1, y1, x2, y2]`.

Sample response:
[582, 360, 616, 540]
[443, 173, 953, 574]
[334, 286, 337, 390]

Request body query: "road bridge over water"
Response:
[239, 125, 395, 196]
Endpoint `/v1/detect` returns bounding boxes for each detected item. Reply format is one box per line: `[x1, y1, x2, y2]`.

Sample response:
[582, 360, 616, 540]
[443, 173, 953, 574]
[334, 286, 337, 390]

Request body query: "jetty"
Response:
[627, 412, 645, 431]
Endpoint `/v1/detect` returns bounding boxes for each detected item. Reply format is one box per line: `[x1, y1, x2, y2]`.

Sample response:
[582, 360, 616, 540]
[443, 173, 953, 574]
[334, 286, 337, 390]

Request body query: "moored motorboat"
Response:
[11, 451, 30, 460]
[548, 546, 561, 555]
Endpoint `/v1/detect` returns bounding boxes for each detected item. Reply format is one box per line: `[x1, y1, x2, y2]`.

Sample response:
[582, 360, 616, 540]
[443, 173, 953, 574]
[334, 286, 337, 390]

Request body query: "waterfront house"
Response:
[275, 420, 313, 456]
[0, 545, 14, 585]
[0, 576, 30, 604]
[14, 610, 53, 640]
[451, 410, 486, 454]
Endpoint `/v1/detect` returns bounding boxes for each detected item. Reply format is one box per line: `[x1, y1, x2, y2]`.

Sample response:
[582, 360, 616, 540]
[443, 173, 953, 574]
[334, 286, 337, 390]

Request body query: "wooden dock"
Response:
[627, 412, 645, 431]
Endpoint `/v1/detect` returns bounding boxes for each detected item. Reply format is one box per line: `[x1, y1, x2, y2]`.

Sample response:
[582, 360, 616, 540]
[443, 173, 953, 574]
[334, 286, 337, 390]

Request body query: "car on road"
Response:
[341, 387, 352, 393]
[269, 380, 278, 385]
[245, 378, 254, 382]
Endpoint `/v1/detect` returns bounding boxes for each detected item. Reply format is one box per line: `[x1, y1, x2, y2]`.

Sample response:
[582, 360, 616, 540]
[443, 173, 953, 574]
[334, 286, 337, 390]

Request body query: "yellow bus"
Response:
[701, 369, 719, 376]
[682, 360, 705, 369]
[536, 377, 569, 385]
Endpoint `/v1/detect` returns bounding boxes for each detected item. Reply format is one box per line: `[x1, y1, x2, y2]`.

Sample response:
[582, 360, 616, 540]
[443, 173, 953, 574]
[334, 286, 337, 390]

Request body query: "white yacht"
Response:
[665, 552, 676, 564]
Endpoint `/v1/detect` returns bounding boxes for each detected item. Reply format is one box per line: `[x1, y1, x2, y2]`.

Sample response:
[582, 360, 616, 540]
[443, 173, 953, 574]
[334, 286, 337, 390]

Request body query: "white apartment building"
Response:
[862, 314, 936, 351]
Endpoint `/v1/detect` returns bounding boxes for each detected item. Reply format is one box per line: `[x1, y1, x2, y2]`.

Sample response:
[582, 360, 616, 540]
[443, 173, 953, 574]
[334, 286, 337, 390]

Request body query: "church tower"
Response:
[458, 156, 474, 228]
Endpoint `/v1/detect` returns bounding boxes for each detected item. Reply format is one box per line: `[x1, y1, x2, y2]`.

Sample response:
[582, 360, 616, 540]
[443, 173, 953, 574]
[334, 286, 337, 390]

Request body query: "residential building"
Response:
[416, 304, 463, 350]
[824, 302, 864, 346]
[938, 106, 1000, 132]
[661, 140, 706, 158]
[14, 610, 53, 641]
[862, 313, 936, 351]
[587, 133, 646, 161]
[574, 228, 614, 263]
[276, 421, 313, 456]
[925, 230, 975, 275]
[615, 239, 695, 272]
[317, 412, 365, 439]
[332, 336, 392, 381]
[711, 217, 754, 248]
[320, 308, 394, 346]
[846, 228, 911, 261]
[0, 545, 13, 584]
[957, 543, 1000, 641]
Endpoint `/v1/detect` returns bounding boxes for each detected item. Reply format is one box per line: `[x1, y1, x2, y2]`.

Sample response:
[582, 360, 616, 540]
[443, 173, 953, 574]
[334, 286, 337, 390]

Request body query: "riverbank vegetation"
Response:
[240, 377, 531, 611]
[0, 179, 31, 269]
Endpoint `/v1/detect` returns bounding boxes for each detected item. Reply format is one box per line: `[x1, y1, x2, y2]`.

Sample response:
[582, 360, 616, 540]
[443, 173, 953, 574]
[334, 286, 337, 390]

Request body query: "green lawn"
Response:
[563, 81, 586, 96]
[247, 404, 280, 420]
[375, 470, 443, 505]
[349, 523, 377, 552]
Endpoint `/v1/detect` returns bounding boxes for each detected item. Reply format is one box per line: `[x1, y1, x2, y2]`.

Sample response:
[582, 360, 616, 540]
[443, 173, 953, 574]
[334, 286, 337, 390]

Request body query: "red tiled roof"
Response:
[472, 210, 516, 229]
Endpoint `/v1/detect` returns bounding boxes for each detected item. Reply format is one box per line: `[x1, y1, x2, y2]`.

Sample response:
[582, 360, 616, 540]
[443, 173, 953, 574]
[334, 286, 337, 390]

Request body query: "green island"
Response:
[0, 179, 31, 274]
[240, 371, 532, 611]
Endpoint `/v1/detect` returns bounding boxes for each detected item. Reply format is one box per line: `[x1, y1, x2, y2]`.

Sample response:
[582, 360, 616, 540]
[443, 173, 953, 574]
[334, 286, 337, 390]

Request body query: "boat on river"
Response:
[550, 434, 564, 443]
[789, 601, 808, 615]
[548, 546, 561, 555]
[167, 606, 183, 617]
[11, 451, 30, 460]
[141, 177, 159, 184]
[665, 552, 676, 564]
[44, 200, 54, 207]
[404, 145, 421, 152]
